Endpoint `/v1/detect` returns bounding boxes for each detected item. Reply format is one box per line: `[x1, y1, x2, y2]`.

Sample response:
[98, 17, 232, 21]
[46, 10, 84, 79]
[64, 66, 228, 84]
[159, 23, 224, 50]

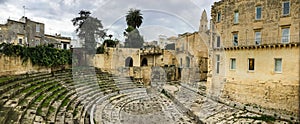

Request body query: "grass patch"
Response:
[19, 99, 28, 106]
[20, 85, 38, 94]
[28, 82, 54, 97]
[238, 115, 276, 122]
[61, 98, 70, 107]
[58, 93, 67, 100]
[0, 76, 11, 83]
[49, 106, 55, 113]
[36, 94, 46, 102]
[73, 109, 78, 117]
[42, 98, 51, 108]
[37, 107, 43, 115]
[42, 88, 64, 108]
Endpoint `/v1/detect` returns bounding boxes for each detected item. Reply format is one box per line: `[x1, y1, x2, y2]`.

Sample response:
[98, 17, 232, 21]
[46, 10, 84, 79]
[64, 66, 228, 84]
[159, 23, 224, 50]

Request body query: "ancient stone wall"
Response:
[0, 54, 51, 76]
[222, 47, 299, 117]
[174, 31, 209, 83]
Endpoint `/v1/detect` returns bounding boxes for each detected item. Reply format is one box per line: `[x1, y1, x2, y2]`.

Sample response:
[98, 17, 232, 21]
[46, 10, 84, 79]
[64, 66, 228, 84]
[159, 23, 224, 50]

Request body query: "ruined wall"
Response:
[141, 66, 151, 85]
[187, 32, 208, 58]
[162, 50, 177, 66]
[140, 55, 162, 67]
[0, 54, 51, 76]
[94, 47, 140, 74]
[94, 54, 105, 69]
[174, 32, 209, 83]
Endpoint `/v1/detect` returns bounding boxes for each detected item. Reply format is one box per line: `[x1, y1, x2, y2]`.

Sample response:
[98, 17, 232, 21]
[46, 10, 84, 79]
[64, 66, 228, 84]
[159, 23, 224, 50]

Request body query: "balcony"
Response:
[218, 35, 299, 49]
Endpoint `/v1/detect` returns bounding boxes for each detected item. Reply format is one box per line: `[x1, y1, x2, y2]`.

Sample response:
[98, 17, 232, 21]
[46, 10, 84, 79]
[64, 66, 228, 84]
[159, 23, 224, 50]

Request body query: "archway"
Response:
[141, 58, 148, 66]
[125, 57, 133, 67]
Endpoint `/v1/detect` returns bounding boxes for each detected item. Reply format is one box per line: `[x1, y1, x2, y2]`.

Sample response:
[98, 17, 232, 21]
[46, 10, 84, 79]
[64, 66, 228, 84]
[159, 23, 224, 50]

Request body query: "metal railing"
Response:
[216, 35, 299, 48]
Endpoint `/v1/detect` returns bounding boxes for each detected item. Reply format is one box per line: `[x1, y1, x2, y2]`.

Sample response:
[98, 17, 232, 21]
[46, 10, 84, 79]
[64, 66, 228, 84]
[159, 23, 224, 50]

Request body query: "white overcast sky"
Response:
[0, 0, 220, 42]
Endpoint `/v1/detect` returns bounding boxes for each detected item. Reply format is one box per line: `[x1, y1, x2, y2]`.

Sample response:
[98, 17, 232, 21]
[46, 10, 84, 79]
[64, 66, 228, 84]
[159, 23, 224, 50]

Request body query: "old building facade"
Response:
[175, 10, 209, 83]
[0, 17, 71, 49]
[94, 10, 209, 86]
[0, 17, 45, 46]
[208, 0, 299, 120]
[45, 34, 71, 49]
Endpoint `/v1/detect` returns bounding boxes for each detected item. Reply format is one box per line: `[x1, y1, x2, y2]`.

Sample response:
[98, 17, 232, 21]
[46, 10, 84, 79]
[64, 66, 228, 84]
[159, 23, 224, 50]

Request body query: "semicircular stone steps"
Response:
[0, 67, 202, 124]
[0, 67, 146, 124]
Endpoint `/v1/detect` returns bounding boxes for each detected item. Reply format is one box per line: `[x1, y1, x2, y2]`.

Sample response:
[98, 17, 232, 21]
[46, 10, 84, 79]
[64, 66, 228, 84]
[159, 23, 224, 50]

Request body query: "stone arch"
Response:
[125, 57, 133, 67]
[141, 58, 148, 66]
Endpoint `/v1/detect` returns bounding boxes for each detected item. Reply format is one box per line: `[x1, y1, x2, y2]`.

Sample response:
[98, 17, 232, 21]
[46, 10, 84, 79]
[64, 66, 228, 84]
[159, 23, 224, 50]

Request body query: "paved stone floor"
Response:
[94, 88, 195, 124]
[120, 95, 194, 124]
[93, 82, 291, 124]
[164, 83, 291, 124]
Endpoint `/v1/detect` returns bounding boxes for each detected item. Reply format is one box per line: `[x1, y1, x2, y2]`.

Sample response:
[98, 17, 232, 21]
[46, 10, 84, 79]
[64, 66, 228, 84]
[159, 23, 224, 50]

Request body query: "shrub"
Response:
[0, 43, 72, 67]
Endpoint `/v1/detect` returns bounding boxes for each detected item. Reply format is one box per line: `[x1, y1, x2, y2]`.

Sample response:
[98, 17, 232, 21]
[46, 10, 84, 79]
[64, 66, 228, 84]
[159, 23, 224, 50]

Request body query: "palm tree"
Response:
[126, 8, 143, 29]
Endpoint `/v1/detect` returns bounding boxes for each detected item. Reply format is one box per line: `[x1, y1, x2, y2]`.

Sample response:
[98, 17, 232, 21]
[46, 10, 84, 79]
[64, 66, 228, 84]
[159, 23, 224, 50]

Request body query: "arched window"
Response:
[141, 58, 148, 66]
[125, 57, 133, 67]
[186, 57, 190, 68]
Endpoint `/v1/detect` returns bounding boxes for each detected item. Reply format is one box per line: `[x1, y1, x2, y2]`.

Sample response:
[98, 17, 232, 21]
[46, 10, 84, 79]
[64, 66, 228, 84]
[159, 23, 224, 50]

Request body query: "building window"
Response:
[282, 1, 290, 16]
[216, 55, 220, 74]
[275, 58, 282, 73]
[255, 6, 262, 20]
[234, 11, 239, 24]
[18, 38, 22, 44]
[180, 58, 183, 68]
[233, 33, 238, 46]
[36, 24, 40, 32]
[248, 58, 255, 71]
[230, 58, 236, 70]
[186, 57, 190, 68]
[63, 43, 67, 49]
[282, 28, 290, 43]
[216, 36, 221, 48]
[217, 12, 221, 22]
[255, 31, 261, 45]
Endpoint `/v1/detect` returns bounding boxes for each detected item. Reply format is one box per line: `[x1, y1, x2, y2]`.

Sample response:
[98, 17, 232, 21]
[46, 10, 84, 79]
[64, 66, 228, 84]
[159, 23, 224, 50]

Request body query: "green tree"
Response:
[72, 10, 106, 54]
[72, 10, 106, 66]
[126, 8, 143, 29]
[96, 39, 119, 54]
